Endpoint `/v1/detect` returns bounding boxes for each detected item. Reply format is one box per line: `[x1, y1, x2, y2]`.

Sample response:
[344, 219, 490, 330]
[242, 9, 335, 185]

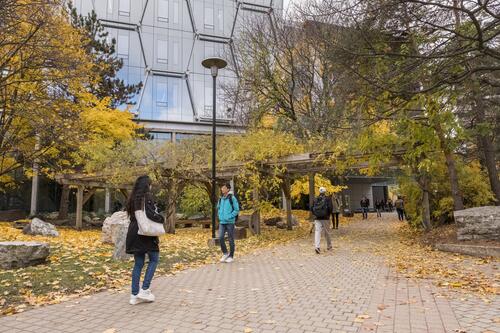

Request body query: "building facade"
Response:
[73, 0, 283, 140]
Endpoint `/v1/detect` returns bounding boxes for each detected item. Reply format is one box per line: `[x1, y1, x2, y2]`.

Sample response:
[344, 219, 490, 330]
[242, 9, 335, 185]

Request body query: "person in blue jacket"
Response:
[217, 182, 240, 263]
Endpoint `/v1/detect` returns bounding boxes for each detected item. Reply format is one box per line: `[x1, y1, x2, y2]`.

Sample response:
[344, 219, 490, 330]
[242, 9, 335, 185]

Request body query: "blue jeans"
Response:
[131, 251, 159, 295]
[362, 207, 368, 219]
[219, 223, 235, 258]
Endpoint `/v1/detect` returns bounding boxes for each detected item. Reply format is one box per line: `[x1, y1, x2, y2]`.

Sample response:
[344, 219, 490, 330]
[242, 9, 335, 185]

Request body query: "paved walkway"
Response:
[1, 216, 498, 333]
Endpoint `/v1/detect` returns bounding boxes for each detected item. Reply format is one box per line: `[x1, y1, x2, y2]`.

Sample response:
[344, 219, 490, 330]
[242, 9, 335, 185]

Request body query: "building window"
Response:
[156, 81, 168, 106]
[107, 0, 113, 14]
[173, 1, 179, 24]
[218, 9, 223, 31]
[158, 0, 169, 22]
[117, 34, 129, 59]
[172, 41, 179, 65]
[176, 133, 196, 143]
[149, 132, 172, 141]
[204, 45, 214, 58]
[157, 39, 168, 64]
[204, 7, 214, 29]
[118, 0, 130, 16]
[171, 82, 179, 109]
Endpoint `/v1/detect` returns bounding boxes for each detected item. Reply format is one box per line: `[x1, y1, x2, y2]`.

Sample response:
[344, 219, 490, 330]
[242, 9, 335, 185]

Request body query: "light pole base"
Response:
[207, 238, 221, 247]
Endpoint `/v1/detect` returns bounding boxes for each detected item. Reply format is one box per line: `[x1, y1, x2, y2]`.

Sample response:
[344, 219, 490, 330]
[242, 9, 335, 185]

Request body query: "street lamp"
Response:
[201, 57, 227, 240]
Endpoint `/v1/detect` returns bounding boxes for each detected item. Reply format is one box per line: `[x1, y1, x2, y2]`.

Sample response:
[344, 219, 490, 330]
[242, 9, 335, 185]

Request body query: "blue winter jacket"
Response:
[217, 194, 240, 224]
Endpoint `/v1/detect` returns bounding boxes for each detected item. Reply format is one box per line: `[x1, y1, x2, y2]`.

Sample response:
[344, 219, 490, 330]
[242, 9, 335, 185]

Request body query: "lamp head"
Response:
[202, 57, 227, 77]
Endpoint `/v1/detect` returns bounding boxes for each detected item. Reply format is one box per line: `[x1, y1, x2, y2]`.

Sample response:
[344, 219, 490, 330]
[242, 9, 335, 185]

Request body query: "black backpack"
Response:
[312, 196, 329, 218]
[219, 194, 239, 222]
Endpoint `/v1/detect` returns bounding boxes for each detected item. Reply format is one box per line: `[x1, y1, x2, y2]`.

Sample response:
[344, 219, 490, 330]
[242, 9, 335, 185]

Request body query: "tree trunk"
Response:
[58, 184, 70, 219]
[479, 135, 500, 205]
[443, 150, 464, 211]
[419, 173, 432, 230]
[164, 182, 177, 234]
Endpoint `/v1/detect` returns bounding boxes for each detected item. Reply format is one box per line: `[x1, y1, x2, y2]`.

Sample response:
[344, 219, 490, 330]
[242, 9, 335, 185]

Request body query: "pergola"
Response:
[55, 152, 398, 233]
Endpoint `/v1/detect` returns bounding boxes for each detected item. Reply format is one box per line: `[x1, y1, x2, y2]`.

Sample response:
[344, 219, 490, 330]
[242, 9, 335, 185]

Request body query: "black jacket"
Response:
[360, 198, 370, 208]
[311, 194, 333, 219]
[126, 197, 164, 254]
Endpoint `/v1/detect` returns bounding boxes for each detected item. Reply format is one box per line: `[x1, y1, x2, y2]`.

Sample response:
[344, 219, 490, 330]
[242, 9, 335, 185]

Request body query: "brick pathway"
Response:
[0, 216, 498, 333]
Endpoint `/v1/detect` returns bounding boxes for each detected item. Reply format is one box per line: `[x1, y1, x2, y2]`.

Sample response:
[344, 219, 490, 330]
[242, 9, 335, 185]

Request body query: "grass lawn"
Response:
[0, 210, 311, 315]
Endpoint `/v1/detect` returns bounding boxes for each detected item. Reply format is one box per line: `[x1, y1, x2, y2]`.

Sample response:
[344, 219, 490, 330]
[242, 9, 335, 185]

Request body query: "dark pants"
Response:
[132, 251, 159, 295]
[362, 207, 368, 219]
[397, 208, 405, 221]
[219, 223, 235, 258]
[332, 213, 339, 229]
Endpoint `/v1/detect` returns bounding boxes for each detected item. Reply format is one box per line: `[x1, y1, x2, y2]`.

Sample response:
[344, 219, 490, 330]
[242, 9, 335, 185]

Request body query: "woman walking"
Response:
[126, 175, 164, 305]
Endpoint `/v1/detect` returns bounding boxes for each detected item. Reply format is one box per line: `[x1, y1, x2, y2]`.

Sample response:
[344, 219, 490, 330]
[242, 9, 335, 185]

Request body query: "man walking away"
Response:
[375, 200, 382, 218]
[331, 194, 341, 229]
[311, 187, 333, 254]
[217, 183, 240, 263]
[395, 196, 405, 221]
[360, 196, 370, 220]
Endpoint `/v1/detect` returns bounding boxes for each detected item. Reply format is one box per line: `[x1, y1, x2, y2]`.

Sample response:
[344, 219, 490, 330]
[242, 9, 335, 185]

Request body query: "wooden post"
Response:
[282, 177, 293, 230]
[105, 188, 111, 214]
[58, 184, 70, 219]
[308, 173, 315, 221]
[76, 186, 84, 230]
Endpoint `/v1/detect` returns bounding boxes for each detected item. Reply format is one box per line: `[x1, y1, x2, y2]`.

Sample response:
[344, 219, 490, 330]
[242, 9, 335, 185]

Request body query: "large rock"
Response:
[0, 241, 50, 269]
[112, 223, 132, 261]
[102, 211, 130, 244]
[276, 215, 299, 229]
[23, 218, 59, 237]
[235, 214, 251, 227]
[264, 216, 281, 226]
[455, 206, 500, 241]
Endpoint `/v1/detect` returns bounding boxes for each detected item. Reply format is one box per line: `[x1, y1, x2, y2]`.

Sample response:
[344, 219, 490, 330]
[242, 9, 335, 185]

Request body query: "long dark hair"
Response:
[126, 175, 152, 217]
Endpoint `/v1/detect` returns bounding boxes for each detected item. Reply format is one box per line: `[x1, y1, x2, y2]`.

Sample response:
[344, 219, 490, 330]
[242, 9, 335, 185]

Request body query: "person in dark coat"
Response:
[126, 175, 164, 305]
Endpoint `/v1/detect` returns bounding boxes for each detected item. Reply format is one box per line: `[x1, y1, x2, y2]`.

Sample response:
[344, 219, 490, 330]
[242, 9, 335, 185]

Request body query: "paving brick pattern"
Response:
[0, 215, 498, 333]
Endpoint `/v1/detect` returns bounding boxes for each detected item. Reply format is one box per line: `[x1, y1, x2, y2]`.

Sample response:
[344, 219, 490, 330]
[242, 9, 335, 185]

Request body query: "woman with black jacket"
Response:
[126, 175, 164, 305]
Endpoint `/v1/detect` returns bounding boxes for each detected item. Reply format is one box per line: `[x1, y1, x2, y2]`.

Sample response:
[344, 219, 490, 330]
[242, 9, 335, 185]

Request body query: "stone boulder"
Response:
[276, 215, 299, 229]
[23, 218, 59, 237]
[235, 214, 251, 227]
[0, 241, 50, 269]
[112, 222, 132, 261]
[455, 206, 500, 241]
[264, 216, 281, 226]
[102, 211, 130, 244]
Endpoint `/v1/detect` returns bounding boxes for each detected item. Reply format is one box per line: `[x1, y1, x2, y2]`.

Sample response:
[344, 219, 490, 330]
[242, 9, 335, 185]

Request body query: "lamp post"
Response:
[201, 57, 227, 240]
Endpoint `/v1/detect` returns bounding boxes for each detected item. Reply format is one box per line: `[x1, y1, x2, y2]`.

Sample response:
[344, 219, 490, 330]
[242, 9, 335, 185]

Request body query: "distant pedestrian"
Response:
[388, 200, 393, 212]
[395, 196, 405, 221]
[360, 196, 370, 220]
[311, 187, 333, 253]
[126, 175, 164, 305]
[331, 194, 341, 229]
[375, 200, 382, 218]
[217, 182, 240, 263]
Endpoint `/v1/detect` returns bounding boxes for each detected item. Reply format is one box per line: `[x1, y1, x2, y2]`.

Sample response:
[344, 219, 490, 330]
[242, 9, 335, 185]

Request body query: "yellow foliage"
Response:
[291, 174, 346, 203]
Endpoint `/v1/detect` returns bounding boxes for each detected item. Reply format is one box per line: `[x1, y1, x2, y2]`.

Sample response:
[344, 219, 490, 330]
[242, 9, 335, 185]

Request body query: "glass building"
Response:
[73, 0, 283, 140]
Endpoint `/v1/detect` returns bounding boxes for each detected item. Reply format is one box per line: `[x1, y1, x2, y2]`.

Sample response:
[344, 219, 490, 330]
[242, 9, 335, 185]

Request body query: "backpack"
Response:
[219, 194, 239, 222]
[312, 196, 329, 218]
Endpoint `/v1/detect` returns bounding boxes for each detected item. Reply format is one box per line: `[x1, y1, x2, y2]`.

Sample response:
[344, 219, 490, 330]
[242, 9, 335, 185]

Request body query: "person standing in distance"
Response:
[360, 196, 370, 220]
[331, 193, 341, 229]
[126, 175, 164, 305]
[217, 182, 240, 263]
[311, 187, 333, 254]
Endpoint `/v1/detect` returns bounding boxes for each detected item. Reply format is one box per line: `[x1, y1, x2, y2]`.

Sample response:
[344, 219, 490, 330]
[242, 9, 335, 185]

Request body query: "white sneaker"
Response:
[129, 294, 140, 305]
[220, 254, 229, 262]
[137, 289, 155, 302]
[225, 257, 234, 263]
